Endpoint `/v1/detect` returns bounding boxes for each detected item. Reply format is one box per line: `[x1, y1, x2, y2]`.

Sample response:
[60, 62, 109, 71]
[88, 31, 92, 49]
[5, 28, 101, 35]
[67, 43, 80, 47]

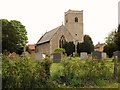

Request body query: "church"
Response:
[36, 10, 84, 57]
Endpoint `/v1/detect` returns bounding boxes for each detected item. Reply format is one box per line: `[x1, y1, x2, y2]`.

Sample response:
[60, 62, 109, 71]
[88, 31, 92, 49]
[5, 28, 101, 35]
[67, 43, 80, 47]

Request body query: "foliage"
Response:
[105, 30, 116, 44]
[63, 42, 75, 56]
[114, 25, 120, 50]
[77, 35, 94, 55]
[51, 57, 114, 88]
[118, 63, 120, 83]
[2, 55, 118, 88]
[2, 56, 56, 89]
[1, 19, 28, 54]
[104, 30, 118, 58]
[104, 43, 118, 58]
[54, 48, 65, 53]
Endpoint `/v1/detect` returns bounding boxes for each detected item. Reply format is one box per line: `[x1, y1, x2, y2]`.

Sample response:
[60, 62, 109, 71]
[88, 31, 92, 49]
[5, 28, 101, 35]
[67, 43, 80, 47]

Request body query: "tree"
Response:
[77, 35, 94, 55]
[2, 19, 28, 54]
[114, 25, 120, 50]
[63, 42, 75, 56]
[104, 43, 118, 58]
[105, 30, 116, 44]
[104, 30, 118, 58]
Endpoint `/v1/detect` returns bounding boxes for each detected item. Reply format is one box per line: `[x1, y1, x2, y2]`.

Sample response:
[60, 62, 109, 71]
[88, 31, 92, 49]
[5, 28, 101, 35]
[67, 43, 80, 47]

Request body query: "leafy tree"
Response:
[63, 42, 75, 56]
[104, 29, 118, 57]
[114, 25, 120, 50]
[105, 30, 116, 44]
[84, 35, 93, 44]
[77, 35, 94, 55]
[104, 43, 118, 58]
[1, 19, 28, 54]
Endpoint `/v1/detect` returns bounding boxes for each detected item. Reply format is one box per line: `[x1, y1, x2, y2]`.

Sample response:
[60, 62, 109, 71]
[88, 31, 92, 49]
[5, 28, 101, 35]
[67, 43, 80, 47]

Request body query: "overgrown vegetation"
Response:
[2, 56, 56, 89]
[104, 25, 120, 57]
[51, 57, 118, 88]
[2, 56, 119, 88]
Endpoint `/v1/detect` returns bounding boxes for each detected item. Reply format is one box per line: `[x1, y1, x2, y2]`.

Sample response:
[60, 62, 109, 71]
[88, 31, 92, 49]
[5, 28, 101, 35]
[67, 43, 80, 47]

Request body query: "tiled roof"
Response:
[36, 25, 61, 44]
[94, 42, 105, 49]
[28, 44, 35, 50]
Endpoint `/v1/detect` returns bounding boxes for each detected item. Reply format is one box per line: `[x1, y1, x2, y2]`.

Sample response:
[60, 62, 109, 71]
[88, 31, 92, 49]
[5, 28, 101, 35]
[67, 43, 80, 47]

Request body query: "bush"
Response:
[54, 48, 65, 53]
[51, 57, 114, 88]
[2, 56, 55, 89]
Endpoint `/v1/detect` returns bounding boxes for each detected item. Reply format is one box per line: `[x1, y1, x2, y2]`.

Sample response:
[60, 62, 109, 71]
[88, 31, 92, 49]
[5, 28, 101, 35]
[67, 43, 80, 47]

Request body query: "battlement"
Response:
[65, 9, 83, 16]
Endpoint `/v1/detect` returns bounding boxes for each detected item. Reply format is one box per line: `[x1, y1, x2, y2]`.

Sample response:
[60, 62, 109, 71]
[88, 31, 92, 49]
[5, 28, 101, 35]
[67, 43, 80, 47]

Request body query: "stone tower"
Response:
[65, 10, 83, 43]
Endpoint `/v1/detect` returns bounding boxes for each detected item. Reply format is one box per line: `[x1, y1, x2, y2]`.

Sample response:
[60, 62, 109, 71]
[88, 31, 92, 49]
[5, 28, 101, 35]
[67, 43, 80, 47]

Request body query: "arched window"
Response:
[75, 17, 78, 22]
[66, 19, 68, 23]
[59, 35, 66, 48]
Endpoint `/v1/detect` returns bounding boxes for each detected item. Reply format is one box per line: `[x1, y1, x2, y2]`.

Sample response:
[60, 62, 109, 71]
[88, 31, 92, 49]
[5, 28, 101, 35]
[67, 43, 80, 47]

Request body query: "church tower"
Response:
[65, 10, 83, 43]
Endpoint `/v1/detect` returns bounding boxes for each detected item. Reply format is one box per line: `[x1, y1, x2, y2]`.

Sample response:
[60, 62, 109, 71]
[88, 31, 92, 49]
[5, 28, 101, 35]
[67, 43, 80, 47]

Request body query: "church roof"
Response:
[36, 25, 62, 44]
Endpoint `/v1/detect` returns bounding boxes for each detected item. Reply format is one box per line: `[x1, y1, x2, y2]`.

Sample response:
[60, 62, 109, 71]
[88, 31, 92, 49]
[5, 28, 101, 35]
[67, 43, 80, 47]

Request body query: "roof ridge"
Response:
[49, 25, 63, 41]
[36, 25, 62, 45]
[36, 32, 47, 44]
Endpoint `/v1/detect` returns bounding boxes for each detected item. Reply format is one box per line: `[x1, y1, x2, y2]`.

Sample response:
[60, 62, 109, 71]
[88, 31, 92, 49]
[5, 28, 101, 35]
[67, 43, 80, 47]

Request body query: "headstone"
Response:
[92, 51, 102, 60]
[35, 52, 45, 60]
[9, 52, 19, 59]
[101, 52, 107, 60]
[88, 54, 92, 60]
[113, 51, 120, 60]
[21, 52, 30, 59]
[53, 53, 62, 61]
[80, 52, 88, 60]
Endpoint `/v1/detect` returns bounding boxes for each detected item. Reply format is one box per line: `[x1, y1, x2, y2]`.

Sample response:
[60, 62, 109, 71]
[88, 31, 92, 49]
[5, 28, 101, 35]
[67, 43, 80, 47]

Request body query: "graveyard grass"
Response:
[50, 57, 119, 88]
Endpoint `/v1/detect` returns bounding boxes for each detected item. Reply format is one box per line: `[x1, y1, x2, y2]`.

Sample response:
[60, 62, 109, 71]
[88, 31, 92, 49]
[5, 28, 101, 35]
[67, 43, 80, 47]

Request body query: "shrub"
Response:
[54, 48, 65, 53]
[51, 57, 114, 88]
[2, 56, 55, 89]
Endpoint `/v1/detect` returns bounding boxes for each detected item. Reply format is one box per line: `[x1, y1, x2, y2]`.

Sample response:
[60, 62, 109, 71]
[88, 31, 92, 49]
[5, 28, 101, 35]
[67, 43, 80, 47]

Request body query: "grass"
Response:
[50, 63, 64, 77]
[50, 57, 119, 88]
[100, 82, 118, 88]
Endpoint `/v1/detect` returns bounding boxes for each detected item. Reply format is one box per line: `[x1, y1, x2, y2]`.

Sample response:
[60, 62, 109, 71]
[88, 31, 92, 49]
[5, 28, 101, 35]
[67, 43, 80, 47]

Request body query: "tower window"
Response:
[66, 19, 68, 23]
[75, 17, 78, 22]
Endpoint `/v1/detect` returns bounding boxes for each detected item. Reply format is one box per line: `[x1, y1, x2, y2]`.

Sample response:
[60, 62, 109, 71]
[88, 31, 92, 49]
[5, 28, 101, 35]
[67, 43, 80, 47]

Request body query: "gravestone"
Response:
[21, 52, 31, 59]
[53, 53, 62, 61]
[9, 52, 19, 59]
[113, 51, 120, 60]
[35, 52, 45, 60]
[80, 52, 88, 60]
[92, 51, 102, 60]
[88, 54, 92, 60]
[101, 52, 107, 60]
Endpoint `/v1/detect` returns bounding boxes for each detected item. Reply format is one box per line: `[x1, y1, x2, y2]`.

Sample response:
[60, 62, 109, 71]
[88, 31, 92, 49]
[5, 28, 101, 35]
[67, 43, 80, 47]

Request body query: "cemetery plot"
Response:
[80, 52, 88, 60]
[92, 51, 106, 60]
[53, 53, 63, 61]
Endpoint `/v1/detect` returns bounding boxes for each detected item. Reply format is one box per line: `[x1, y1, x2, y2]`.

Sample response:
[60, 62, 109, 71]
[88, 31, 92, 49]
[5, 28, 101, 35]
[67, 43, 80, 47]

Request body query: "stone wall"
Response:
[36, 42, 50, 56]
[65, 10, 83, 42]
[50, 26, 74, 55]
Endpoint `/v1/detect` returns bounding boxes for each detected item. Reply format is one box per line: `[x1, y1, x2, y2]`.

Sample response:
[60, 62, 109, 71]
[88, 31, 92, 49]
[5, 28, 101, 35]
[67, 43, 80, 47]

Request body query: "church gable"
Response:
[36, 26, 61, 45]
[50, 25, 74, 54]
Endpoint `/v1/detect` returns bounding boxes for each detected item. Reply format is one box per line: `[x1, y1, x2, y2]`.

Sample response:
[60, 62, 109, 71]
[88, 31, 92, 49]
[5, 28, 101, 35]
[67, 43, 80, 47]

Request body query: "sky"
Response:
[119, 1, 120, 24]
[0, 0, 119, 45]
